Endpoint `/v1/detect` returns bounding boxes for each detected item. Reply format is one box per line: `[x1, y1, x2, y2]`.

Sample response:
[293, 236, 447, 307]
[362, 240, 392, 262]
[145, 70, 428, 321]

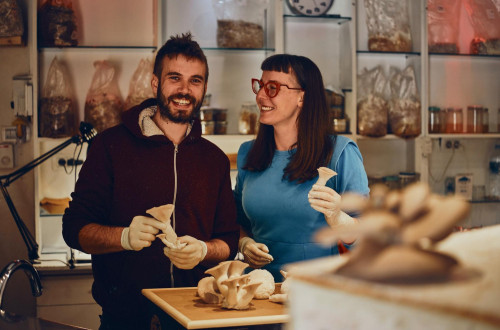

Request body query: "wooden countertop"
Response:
[286, 225, 500, 328]
[143, 284, 288, 329]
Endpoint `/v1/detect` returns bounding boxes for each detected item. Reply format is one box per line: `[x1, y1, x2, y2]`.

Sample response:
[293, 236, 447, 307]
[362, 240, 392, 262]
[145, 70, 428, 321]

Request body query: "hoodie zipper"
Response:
[170, 143, 179, 287]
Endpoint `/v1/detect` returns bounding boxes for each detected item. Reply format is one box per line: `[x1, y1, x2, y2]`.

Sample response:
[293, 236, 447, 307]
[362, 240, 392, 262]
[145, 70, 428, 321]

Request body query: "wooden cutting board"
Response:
[143, 284, 288, 329]
[286, 225, 500, 327]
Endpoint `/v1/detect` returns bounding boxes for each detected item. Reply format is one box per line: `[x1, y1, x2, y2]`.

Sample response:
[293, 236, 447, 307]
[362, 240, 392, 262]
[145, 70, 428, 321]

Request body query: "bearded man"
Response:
[62, 32, 239, 330]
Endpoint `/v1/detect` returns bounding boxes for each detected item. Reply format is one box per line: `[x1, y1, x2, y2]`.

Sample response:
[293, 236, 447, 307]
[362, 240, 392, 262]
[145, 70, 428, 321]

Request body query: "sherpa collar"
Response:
[138, 105, 192, 138]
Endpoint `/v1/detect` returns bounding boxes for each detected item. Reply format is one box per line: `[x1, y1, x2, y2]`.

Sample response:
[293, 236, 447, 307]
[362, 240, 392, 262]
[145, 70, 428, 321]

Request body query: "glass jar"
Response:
[466, 105, 483, 133]
[439, 107, 448, 133]
[428, 106, 442, 133]
[215, 121, 227, 135]
[239, 102, 259, 134]
[383, 175, 400, 190]
[482, 108, 489, 133]
[201, 121, 215, 135]
[398, 172, 420, 189]
[445, 107, 463, 133]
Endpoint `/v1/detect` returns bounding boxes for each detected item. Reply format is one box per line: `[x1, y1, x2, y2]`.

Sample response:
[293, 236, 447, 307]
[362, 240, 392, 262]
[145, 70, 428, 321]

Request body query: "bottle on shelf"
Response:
[488, 144, 500, 200]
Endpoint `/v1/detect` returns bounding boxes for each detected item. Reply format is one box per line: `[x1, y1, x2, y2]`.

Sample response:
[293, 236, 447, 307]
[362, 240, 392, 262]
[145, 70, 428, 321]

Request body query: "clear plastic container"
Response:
[466, 105, 483, 133]
[215, 121, 227, 135]
[239, 102, 259, 134]
[428, 106, 442, 133]
[201, 121, 215, 135]
[445, 107, 463, 133]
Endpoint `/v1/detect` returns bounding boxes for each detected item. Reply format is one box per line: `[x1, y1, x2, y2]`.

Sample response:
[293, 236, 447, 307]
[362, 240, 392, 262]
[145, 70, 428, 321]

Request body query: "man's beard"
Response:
[156, 79, 204, 124]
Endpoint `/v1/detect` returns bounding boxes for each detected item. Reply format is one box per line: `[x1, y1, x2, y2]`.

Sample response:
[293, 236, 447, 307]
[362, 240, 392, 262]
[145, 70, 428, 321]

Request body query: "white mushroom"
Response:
[316, 167, 337, 186]
[248, 269, 275, 299]
[197, 276, 223, 304]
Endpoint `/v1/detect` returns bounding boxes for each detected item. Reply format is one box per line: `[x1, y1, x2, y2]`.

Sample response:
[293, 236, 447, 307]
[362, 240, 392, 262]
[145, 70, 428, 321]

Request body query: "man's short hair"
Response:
[153, 32, 209, 82]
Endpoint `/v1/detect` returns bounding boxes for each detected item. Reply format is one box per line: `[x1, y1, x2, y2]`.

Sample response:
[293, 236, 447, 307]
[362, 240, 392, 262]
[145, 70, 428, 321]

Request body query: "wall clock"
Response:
[286, 0, 334, 16]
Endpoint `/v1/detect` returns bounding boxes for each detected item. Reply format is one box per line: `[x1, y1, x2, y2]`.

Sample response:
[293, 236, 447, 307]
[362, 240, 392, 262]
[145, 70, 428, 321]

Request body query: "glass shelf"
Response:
[428, 133, 500, 139]
[357, 50, 421, 56]
[429, 53, 500, 59]
[283, 14, 351, 24]
[38, 45, 157, 51]
[201, 47, 275, 52]
[356, 134, 420, 140]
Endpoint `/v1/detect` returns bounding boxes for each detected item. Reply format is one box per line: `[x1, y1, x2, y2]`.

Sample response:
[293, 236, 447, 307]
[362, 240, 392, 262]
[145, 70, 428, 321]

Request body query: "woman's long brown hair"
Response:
[243, 54, 335, 183]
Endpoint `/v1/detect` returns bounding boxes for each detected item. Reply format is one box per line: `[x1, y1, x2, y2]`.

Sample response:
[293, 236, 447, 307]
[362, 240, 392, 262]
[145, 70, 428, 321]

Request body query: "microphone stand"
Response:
[0, 122, 96, 263]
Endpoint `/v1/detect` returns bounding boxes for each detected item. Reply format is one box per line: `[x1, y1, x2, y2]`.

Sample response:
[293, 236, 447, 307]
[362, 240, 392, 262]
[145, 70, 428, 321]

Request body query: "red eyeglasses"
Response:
[251, 78, 304, 98]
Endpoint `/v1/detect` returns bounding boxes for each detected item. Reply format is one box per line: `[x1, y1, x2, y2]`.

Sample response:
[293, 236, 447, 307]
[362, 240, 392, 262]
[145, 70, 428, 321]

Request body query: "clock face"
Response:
[286, 0, 334, 16]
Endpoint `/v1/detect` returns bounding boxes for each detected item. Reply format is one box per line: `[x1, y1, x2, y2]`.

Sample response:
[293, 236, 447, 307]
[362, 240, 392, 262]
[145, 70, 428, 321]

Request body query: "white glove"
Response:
[121, 215, 166, 251]
[163, 235, 207, 270]
[239, 237, 273, 269]
[308, 184, 353, 228]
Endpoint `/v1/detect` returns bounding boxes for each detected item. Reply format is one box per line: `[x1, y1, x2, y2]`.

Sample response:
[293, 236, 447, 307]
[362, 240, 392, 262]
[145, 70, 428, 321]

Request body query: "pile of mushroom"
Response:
[315, 182, 471, 283]
[197, 260, 276, 310]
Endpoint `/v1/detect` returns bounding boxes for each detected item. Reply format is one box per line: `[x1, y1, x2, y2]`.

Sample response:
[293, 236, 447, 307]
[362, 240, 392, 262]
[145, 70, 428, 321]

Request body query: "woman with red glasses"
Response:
[234, 54, 369, 281]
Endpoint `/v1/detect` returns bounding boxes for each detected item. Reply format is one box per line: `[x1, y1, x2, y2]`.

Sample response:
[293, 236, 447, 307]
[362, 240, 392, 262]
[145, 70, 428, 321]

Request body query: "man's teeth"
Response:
[261, 106, 273, 111]
[173, 98, 190, 105]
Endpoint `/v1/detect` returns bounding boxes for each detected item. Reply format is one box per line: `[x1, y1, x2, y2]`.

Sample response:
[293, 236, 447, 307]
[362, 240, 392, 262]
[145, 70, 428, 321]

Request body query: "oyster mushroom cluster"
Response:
[315, 182, 471, 283]
[197, 260, 277, 310]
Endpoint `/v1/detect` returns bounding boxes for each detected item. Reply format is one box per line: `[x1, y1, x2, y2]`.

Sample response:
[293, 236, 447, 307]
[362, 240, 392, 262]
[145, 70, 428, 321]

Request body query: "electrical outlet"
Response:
[445, 140, 460, 149]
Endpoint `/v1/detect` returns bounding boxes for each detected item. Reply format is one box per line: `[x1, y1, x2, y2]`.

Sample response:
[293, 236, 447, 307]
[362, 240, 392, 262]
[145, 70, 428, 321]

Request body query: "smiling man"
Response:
[62, 33, 239, 330]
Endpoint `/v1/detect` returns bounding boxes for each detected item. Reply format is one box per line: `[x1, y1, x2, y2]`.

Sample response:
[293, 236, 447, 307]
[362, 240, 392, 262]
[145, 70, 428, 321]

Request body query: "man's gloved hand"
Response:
[308, 184, 354, 228]
[163, 235, 207, 270]
[121, 215, 166, 251]
[239, 237, 273, 269]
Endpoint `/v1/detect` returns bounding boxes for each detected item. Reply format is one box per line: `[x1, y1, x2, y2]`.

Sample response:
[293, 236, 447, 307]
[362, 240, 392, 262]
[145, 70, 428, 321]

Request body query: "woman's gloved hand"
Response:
[308, 184, 353, 228]
[121, 215, 166, 251]
[239, 237, 273, 269]
[164, 235, 207, 270]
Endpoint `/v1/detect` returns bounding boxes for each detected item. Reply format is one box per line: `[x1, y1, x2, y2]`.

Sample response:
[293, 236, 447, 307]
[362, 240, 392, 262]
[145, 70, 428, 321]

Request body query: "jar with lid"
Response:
[398, 172, 420, 189]
[466, 105, 483, 133]
[445, 107, 463, 133]
[482, 108, 489, 133]
[428, 106, 442, 133]
[383, 175, 400, 190]
[239, 102, 259, 134]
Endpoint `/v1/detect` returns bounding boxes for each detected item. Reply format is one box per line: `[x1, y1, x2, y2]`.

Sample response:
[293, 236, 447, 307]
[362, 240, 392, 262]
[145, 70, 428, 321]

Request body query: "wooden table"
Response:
[143, 284, 288, 329]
